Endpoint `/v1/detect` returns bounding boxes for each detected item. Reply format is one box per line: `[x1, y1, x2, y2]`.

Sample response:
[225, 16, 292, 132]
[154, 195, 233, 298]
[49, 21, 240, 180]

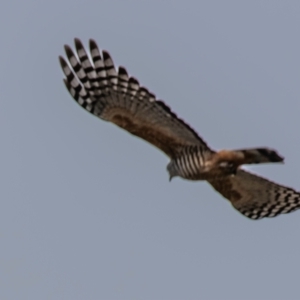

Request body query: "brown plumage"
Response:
[59, 38, 300, 220]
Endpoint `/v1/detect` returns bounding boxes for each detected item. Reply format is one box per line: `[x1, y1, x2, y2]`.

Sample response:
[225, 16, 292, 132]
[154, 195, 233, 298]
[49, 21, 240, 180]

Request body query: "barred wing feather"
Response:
[208, 169, 300, 219]
[59, 38, 212, 158]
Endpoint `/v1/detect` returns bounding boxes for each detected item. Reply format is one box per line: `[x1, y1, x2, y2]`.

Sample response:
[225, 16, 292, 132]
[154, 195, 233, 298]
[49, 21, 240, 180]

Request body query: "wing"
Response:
[208, 169, 300, 220]
[59, 38, 212, 158]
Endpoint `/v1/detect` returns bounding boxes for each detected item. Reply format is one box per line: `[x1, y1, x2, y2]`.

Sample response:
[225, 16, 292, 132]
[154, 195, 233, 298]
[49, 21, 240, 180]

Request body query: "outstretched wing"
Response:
[59, 38, 212, 158]
[208, 169, 300, 220]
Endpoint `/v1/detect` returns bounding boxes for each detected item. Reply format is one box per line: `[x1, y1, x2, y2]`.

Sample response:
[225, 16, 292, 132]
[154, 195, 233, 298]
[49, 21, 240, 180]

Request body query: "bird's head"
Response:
[166, 161, 179, 181]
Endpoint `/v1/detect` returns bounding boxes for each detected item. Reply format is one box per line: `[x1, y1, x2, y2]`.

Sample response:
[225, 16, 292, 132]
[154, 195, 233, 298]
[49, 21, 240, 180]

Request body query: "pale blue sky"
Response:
[2, 1, 300, 299]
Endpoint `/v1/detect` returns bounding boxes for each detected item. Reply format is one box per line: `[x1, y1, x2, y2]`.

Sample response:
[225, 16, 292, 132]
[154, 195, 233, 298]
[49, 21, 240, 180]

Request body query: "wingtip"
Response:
[118, 66, 128, 76]
[59, 55, 66, 65]
[74, 37, 81, 44]
[64, 44, 74, 58]
[89, 39, 98, 49]
[102, 50, 111, 60]
[74, 37, 84, 50]
[59, 56, 70, 74]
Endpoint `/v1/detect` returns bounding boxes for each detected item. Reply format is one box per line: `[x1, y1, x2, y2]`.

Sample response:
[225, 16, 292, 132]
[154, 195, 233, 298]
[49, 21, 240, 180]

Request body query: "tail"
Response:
[233, 148, 284, 164]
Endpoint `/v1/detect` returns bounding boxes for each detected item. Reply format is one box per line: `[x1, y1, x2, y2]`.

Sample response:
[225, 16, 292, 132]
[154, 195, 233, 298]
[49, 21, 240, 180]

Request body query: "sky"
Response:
[1, 1, 300, 299]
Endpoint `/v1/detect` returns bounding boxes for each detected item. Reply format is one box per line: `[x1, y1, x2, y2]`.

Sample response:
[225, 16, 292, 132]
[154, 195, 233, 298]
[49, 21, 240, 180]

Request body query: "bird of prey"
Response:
[59, 38, 300, 220]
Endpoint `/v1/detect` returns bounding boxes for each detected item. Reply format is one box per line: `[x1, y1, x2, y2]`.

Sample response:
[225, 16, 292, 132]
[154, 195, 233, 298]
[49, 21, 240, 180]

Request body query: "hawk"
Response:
[59, 38, 300, 220]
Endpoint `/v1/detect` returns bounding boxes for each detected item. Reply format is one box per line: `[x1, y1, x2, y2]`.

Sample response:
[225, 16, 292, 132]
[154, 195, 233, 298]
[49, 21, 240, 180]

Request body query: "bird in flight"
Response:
[59, 38, 300, 220]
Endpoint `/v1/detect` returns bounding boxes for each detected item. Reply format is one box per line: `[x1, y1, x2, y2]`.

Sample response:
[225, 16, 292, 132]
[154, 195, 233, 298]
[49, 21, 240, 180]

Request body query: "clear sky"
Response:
[2, 1, 300, 299]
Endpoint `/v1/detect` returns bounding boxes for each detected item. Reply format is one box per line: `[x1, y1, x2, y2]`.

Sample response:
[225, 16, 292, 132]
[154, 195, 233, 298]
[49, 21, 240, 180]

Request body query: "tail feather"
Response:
[235, 148, 284, 164]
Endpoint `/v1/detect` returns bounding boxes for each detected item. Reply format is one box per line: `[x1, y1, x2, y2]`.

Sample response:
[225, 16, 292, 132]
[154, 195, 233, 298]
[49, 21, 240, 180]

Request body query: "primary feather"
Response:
[59, 38, 211, 158]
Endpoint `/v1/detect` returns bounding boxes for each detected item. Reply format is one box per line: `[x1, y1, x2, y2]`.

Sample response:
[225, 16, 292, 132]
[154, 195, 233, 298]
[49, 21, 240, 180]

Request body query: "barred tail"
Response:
[234, 148, 284, 164]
